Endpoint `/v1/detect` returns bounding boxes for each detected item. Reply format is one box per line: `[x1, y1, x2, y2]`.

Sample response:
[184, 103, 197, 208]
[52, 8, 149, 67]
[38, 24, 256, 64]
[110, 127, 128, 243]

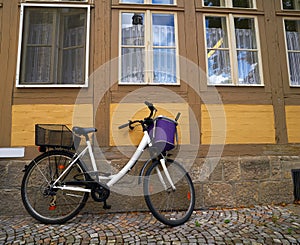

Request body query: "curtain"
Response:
[62, 26, 85, 84]
[24, 15, 53, 83]
[152, 24, 176, 84]
[121, 24, 145, 83]
[286, 31, 300, 85]
[235, 29, 260, 85]
[22, 8, 87, 85]
[206, 28, 231, 84]
[120, 20, 176, 84]
[206, 27, 260, 85]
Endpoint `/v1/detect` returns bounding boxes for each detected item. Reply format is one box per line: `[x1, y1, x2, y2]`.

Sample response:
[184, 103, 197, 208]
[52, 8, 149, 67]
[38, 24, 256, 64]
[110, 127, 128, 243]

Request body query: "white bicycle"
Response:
[21, 102, 195, 226]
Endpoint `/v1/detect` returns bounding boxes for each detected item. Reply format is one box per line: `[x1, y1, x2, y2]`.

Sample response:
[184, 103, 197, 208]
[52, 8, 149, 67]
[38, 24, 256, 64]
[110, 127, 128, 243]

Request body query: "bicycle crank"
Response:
[91, 184, 110, 203]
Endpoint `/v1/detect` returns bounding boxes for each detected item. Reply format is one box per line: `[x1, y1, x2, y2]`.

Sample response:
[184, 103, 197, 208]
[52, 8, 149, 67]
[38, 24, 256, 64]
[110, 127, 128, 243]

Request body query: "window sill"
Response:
[118, 82, 180, 86]
[16, 84, 88, 88]
[207, 84, 264, 87]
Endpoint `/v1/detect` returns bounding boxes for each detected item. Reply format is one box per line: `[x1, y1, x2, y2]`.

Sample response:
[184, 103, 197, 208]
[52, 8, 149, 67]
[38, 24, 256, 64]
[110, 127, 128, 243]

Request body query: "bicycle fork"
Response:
[156, 158, 176, 191]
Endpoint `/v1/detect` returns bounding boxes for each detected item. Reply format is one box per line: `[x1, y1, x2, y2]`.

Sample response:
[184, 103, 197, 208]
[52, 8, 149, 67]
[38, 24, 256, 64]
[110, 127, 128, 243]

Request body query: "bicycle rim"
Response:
[144, 159, 195, 226]
[21, 150, 89, 224]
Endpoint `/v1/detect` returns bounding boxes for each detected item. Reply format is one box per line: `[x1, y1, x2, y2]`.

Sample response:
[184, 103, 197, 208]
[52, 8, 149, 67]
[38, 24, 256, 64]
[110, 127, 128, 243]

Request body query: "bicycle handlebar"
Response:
[118, 122, 130, 130]
[118, 101, 180, 130]
[175, 112, 181, 121]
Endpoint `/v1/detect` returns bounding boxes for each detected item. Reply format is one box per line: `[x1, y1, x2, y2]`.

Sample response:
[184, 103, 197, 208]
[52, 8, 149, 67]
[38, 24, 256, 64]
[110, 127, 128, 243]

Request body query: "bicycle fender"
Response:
[138, 158, 157, 185]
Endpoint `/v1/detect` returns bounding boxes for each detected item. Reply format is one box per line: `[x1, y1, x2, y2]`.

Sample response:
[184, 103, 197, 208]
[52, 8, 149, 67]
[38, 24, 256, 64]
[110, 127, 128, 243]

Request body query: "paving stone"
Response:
[0, 205, 299, 244]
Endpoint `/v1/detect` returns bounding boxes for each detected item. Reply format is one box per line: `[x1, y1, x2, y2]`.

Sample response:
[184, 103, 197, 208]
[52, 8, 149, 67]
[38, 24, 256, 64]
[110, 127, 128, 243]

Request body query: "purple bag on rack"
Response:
[147, 116, 178, 153]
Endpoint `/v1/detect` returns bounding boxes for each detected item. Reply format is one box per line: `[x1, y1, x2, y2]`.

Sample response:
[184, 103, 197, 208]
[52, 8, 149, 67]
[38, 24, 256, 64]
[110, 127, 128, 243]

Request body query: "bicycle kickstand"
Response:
[103, 201, 111, 210]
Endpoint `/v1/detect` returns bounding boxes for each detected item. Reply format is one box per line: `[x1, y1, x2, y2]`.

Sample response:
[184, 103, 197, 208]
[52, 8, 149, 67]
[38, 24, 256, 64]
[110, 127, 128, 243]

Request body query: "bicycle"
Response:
[21, 101, 195, 226]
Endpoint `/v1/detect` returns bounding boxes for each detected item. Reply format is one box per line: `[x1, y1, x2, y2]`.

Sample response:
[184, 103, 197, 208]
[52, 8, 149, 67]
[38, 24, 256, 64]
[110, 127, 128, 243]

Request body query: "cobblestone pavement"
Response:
[0, 205, 299, 245]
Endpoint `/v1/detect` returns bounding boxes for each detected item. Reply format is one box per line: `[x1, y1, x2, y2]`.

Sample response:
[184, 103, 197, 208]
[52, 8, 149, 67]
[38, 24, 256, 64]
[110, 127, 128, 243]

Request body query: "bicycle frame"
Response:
[52, 130, 176, 193]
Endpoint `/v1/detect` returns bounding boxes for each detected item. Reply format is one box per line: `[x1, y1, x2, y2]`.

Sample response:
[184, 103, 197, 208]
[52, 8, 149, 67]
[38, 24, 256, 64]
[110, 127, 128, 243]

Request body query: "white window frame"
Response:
[283, 17, 300, 87]
[119, 10, 180, 85]
[120, 0, 176, 5]
[16, 3, 91, 88]
[204, 14, 264, 86]
[203, 0, 256, 9]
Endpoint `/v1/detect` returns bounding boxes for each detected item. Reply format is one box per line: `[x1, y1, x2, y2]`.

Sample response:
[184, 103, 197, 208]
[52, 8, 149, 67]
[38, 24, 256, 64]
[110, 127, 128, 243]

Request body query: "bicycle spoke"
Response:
[21, 150, 89, 224]
[144, 160, 195, 226]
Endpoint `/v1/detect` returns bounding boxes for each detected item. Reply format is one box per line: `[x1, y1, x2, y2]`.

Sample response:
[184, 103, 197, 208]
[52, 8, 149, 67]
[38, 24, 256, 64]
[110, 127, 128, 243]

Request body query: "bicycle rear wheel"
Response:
[144, 159, 195, 226]
[21, 150, 89, 224]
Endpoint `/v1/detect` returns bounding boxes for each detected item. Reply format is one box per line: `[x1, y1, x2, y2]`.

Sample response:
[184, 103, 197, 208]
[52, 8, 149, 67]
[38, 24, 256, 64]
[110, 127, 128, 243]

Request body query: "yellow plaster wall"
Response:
[201, 104, 275, 144]
[286, 105, 300, 143]
[11, 104, 93, 146]
[110, 103, 190, 146]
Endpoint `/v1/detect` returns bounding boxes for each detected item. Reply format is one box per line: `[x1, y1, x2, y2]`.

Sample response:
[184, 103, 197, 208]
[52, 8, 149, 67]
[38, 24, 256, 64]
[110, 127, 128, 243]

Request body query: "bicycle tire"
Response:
[144, 159, 195, 226]
[21, 150, 89, 224]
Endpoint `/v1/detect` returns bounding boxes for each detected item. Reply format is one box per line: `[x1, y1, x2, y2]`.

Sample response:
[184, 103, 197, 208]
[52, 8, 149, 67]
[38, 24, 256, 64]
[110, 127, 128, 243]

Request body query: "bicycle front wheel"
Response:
[21, 150, 89, 224]
[144, 159, 195, 226]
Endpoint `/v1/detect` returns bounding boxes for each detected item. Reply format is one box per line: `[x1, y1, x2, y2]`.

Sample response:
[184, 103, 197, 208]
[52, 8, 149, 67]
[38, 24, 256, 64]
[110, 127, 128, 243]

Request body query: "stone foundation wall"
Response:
[190, 156, 300, 208]
[0, 155, 299, 216]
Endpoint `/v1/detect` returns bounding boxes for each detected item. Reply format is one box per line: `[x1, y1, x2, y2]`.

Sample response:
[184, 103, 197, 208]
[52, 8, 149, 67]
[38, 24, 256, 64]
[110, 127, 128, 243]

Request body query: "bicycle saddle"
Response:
[72, 126, 97, 136]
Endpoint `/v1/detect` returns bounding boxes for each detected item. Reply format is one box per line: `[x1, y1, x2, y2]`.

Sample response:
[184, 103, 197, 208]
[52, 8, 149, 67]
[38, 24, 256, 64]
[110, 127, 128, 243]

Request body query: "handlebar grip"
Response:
[144, 101, 153, 107]
[175, 112, 181, 121]
[118, 122, 130, 129]
[145, 101, 157, 111]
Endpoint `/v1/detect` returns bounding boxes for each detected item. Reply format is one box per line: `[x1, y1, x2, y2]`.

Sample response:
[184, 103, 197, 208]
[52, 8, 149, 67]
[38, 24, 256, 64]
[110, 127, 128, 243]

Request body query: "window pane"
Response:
[120, 0, 144, 3]
[153, 48, 176, 83]
[121, 48, 145, 83]
[62, 10, 86, 84]
[207, 50, 232, 84]
[152, 0, 174, 4]
[122, 13, 144, 46]
[23, 47, 52, 83]
[26, 11, 53, 45]
[285, 20, 300, 51]
[288, 53, 300, 85]
[237, 51, 260, 84]
[20, 7, 88, 85]
[282, 0, 300, 9]
[206, 16, 231, 84]
[285, 20, 300, 86]
[152, 14, 175, 47]
[120, 0, 174, 3]
[205, 16, 229, 48]
[232, 0, 253, 8]
[21, 9, 54, 83]
[235, 18, 257, 49]
[204, 0, 225, 7]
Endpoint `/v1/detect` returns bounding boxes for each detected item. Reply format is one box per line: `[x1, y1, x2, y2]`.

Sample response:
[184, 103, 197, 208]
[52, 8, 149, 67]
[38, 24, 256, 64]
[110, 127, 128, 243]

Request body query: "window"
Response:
[203, 0, 255, 8]
[120, 12, 178, 84]
[120, 0, 175, 4]
[284, 19, 300, 86]
[282, 0, 300, 10]
[16, 3, 91, 87]
[205, 15, 262, 85]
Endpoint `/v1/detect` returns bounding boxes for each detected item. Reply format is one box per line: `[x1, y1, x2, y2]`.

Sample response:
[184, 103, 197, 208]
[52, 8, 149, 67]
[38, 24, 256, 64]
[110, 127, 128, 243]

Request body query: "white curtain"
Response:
[206, 27, 260, 85]
[286, 31, 300, 85]
[62, 26, 85, 84]
[25, 23, 52, 83]
[235, 29, 260, 85]
[23, 9, 86, 85]
[206, 28, 231, 84]
[121, 25, 145, 83]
